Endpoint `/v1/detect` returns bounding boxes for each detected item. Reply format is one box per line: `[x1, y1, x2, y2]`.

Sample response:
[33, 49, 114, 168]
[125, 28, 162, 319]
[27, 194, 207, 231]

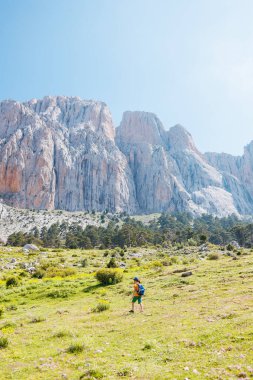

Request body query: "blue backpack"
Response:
[138, 284, 145, 296]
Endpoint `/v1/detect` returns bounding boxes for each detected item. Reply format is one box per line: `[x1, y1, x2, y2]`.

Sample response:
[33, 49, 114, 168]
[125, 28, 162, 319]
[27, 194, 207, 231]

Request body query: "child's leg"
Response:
[138, 297, 143, 312]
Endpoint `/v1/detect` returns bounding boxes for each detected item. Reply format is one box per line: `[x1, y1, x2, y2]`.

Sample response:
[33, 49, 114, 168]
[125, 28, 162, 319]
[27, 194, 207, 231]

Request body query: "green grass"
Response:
[0, 245, 252, 379]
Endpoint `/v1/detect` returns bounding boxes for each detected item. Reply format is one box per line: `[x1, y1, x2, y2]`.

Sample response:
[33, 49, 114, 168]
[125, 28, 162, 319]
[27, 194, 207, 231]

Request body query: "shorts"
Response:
[132, 296, 142, 304]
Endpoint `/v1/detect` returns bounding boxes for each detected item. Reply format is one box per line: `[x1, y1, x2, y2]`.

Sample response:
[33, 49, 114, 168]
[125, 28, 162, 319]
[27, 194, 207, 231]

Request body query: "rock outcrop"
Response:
[116, 112, 239, 216]
[0, 95, 253, 216]
[205, 145, 253, 214]
[0, 97, 137, 213]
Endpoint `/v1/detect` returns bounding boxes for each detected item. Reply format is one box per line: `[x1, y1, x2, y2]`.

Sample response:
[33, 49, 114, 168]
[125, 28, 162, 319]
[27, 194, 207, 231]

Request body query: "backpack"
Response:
[138, 284, 145, 296]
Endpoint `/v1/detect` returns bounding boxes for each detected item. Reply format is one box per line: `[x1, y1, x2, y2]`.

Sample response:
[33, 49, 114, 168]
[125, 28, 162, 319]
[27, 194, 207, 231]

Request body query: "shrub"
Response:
[0, 337, 8, 349]
[80, 369, 103, 379]
[80, 259, 88, 267]
[47, 289, 72, 299]
[187, 238, 197, 246]
[30, 316, 46, 323]
[227, 244, 234, 251]
[6, 276, 19, 288]
[208, 252, 219, 260]
[107, 258, 118, 268]
[0, 306, 4, 318]
[53, 330, 71, 338]
[92, 301, 110, 313]
[96, 268, 123, 285]
[143, 342, 154, 350]
[45, 267, 77, 278]
[0, 323, 16, 333]
[67, 342, 85, 354]
[6, 305, 17, 311]
[170, 256, 179, 264]
[149, 260, 163, 269]
[117, 368, 133, 377]
[32, 269, 45, 279]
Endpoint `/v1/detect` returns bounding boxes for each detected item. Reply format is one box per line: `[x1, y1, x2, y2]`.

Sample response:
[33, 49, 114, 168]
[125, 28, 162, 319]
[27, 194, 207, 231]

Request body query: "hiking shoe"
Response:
[129, 310, 134, 313]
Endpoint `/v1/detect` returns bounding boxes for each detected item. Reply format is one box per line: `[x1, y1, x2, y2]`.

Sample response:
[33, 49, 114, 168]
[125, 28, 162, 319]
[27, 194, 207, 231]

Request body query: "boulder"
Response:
[181, 271, 193, 277]
[199, 244, 209, 252]
[27, 266, 36, 273]
[230, 240, 240, 249]
[23, 244, 39, 252]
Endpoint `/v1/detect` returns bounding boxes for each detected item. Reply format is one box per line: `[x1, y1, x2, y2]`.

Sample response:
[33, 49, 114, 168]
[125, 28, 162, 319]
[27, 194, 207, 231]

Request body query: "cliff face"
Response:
[116, 112, 239, 216]
[0, 97, 137, 213]
[0, 95, 252, 216]
[205, 146, 253, 214]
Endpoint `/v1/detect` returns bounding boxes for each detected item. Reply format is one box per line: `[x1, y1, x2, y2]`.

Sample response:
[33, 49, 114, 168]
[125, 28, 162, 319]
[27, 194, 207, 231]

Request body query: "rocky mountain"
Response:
[0, 97, 137, 213]
[0, 95, 252, 217]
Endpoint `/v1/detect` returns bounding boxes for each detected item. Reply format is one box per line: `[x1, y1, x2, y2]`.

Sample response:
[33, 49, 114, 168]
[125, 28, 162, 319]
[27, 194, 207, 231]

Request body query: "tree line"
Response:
[6, 212, 253, 249]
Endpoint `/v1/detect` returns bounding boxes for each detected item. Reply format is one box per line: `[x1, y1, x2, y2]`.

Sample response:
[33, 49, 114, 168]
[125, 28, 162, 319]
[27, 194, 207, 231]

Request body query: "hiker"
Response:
[129, 277, 144, 313]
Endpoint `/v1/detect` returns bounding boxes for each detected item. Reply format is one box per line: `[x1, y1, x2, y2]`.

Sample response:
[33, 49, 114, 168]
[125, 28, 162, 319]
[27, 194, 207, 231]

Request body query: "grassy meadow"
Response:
[0, 245, 253, 379]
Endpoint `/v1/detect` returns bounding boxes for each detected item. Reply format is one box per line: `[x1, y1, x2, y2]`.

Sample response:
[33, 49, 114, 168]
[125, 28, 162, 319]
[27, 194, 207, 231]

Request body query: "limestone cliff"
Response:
[0, 96, 252, 216]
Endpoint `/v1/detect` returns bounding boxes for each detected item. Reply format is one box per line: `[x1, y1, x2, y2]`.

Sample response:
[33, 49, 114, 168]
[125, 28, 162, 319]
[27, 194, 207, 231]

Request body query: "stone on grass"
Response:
[199, 244, 209, 252]
[23, 244, 39, 252]
[173, 268, 188, 274]
[181, 271, 192, 277]
[230, 240, 240, 249]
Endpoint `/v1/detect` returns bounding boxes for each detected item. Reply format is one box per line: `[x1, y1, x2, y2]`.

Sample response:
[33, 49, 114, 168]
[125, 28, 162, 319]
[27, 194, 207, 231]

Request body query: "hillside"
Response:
[1, 96, 253, 217]
[0, 201, 118, 243]
[0, 245, 252, 379]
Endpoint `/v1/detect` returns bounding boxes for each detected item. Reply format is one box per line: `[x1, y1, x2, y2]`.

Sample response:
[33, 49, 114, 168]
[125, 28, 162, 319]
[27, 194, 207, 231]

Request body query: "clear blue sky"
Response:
[1, 0, 253, 155]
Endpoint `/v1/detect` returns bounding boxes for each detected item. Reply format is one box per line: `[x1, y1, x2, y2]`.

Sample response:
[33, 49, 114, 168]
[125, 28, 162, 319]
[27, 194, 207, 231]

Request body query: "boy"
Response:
[129, 277, 143, 313]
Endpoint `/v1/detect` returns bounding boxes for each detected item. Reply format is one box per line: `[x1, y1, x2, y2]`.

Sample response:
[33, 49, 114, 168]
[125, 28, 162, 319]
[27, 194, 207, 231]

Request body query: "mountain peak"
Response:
[117, 110, 166, 145]
[167, 124, 197, 152]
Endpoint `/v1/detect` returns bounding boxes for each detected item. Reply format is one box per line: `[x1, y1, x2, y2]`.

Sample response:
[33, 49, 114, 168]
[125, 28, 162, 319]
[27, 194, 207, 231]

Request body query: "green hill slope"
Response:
[0, 246, 252, 379]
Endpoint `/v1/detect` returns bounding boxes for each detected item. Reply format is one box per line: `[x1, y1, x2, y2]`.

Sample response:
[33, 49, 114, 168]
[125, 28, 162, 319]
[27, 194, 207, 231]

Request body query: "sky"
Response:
[1, 0, 253, 155]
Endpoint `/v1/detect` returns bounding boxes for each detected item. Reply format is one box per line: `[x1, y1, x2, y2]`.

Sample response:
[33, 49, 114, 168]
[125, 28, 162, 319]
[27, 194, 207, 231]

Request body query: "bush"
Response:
[30, 316, 46, 323]
[80, 259, 88, 267]
[0, 306, 4, 318]
[92, 301, 110, 313]
[53, 330, 71, 338]
[117, 368, 133, 377]
[143, 342, 154, 350]
[6, 276, 19, 288]
[107, 258, 118, 268]
[149, 260, 163, 269]
[6, 305, 17, 311]
[119, 249, 125, 257]
[67, 342, 85, 354]
[96, 268, 123, 285]
[187, 238, 197, 246]
[32, 269, 45, 279]
[45, 267, 77, 278]
[227, 244, 234, 251]
[170, 256, 179, 264]
[0, 337, 8, 349]
[208, 252, 219, 260]
[80, 369, 104, 379]
[47, 289, 72, 299]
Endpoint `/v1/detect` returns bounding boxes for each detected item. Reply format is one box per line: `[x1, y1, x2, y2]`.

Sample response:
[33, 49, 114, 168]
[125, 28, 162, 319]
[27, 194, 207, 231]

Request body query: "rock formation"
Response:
[0, 97, 137, 213]
[0, 95, 252, 216]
